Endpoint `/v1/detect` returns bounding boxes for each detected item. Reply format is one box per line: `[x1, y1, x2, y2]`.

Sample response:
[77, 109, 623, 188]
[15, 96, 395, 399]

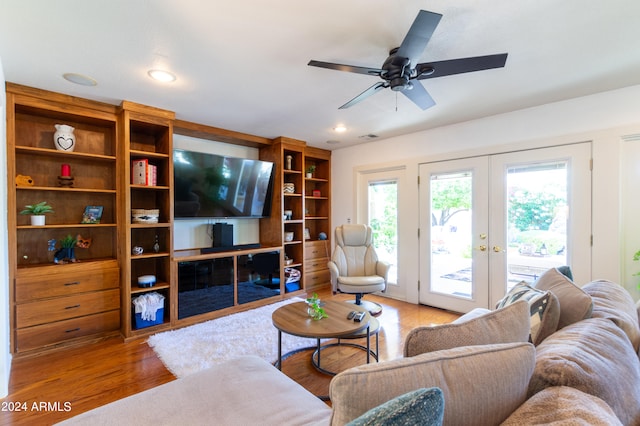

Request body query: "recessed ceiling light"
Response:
[333, 125, 347, 133]
[148, 69, 176, 82]
[63, 73, 97, 86]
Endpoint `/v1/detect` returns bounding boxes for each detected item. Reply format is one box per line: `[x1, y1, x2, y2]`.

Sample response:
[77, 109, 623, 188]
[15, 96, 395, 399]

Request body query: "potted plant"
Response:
[305, 165, 316, 178]
[632, 250, 640, 291]
[305, 292, 328, 320]
[19, 201, 54, 226]
[53, 234, 78, 264]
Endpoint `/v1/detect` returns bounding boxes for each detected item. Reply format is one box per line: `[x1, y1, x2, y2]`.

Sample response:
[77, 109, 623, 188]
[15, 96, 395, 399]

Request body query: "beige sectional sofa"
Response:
[61, 271, 640, 426]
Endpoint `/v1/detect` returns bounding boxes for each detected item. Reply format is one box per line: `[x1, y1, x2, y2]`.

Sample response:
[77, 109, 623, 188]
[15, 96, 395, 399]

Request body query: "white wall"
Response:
[172, 134, 262, 251]
[332, 84, 640, 303]
[0, 55, 11, 397]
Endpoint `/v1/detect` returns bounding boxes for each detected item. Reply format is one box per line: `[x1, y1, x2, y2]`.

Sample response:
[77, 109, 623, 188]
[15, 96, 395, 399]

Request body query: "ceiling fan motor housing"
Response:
[383, 48, 412, 91]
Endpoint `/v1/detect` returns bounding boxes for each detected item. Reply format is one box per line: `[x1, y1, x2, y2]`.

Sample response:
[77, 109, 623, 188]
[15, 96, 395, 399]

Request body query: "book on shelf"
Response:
[132, 159, 157, 186]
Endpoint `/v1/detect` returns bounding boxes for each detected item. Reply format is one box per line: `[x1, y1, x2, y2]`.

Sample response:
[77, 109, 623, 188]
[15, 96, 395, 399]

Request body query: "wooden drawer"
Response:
[305, 269, 331, 290]
[305, 257, 329, 273]
[15, 310, 120, 353]
[16, 288, 120, 328]
[305, 240, 329, 260]
[15, 260, 119, 302]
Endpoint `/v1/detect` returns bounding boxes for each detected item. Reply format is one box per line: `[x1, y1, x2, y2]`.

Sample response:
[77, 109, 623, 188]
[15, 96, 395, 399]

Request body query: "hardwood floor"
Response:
[0, 289, 459, 425]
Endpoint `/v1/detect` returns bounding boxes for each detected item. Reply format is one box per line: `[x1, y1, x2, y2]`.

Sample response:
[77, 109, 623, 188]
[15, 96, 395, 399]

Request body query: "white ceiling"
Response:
[2, 1, 640, 149]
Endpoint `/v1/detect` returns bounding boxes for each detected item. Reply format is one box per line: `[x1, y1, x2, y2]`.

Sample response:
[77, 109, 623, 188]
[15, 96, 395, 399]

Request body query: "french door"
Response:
[419, 144, 591, 312]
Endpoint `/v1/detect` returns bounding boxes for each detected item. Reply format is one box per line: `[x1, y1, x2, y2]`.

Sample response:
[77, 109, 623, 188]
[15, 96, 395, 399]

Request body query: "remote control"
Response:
[347, 311, 356, 320]
[353, 311, 366, 322]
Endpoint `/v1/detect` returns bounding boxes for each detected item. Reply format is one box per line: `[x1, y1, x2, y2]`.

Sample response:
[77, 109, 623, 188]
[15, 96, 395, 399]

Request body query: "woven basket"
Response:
[132, 208, 159, 224]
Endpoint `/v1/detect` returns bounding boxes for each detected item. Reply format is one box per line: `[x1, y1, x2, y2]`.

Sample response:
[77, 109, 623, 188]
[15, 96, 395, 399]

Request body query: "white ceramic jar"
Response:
[53, 124, 76, 152]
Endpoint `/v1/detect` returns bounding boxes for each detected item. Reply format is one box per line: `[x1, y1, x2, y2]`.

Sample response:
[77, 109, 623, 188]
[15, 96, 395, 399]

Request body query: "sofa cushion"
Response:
[528, 318, 640, 426]
[583, 279, 640, 352]
[58, 356, 332, 426]
[346, 387, 444, 426]
[331, 342, 535, 426]
[534, 267, 593, 329]
[496, 281, 560, 345]
[403, 300, 530, 357]
[501, 386, 622, 426]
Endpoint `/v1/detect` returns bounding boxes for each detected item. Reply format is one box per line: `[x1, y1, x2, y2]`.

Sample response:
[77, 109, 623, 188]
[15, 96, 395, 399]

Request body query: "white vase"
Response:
[30, 215, 45, 226]
[53, 124, 76, 152]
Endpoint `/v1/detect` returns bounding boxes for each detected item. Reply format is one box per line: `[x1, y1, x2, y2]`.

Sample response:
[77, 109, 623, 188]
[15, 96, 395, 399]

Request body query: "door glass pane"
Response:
[430, 171, 473, 298]
[506, 161, 568, 288]
[368, 180, 398, 284]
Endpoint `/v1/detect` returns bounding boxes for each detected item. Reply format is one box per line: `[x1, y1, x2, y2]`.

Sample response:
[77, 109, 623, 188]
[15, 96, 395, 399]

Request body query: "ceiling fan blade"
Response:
[416, 53, 508, 80]
[339, 82, 388, 109]
[401, 81, 436, 110]
[308, 60, 382, 76]
[396, 10, 442, 65]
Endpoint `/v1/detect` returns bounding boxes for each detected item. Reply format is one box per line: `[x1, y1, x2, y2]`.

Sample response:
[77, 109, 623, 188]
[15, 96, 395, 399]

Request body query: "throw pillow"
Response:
[345, 387, 444, 426]
[496, 281, 560, 345]
[403, 300, 530, 357]
[330, 342, 535, 426]
[502, 386, 622, 426]
[528, 318, 640, 426]
[583, 279, 640, 352]
[534, 267, 593, 329]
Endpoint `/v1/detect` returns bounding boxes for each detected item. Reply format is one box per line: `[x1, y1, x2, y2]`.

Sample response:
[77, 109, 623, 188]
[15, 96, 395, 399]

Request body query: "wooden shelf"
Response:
[17, 223, 116, 230]
[130, 184, 171, 190]
[119, 101, 175, 340]
[7, 85, 121, 355]
[17, 186, 117, 194]
[130, 149, 169, 159]
[130, 222, 171, 229]
[130, 282, 170, 294]
[15, 146, 117, 161]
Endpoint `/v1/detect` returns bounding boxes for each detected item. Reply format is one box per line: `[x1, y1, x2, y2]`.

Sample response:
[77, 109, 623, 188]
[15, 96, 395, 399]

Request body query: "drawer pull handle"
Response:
[65, 328, 80, 333]
[65, 304, 80, 310]
[64, 281, 80, 286]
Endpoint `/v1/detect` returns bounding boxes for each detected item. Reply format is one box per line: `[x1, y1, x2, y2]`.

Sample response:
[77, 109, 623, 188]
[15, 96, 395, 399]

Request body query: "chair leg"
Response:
[347, 293, 383, 316]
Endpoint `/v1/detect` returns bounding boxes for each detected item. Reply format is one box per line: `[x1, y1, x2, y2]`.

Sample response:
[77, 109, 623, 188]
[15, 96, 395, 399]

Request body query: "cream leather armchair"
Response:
[327, 224, 390, 315]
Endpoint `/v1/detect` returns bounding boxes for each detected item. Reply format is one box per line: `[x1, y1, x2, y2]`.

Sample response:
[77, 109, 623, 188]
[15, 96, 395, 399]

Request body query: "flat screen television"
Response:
[173, 149, 275, 219]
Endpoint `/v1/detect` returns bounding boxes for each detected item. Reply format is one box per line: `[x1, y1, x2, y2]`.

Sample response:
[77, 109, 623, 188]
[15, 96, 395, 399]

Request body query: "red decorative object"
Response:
[61, 164, 71, 177]
[312, 189, 321, 197]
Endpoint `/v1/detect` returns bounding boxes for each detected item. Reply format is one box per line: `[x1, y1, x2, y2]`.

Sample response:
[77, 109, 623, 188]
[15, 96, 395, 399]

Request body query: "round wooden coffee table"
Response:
[272, 300, 378, 375]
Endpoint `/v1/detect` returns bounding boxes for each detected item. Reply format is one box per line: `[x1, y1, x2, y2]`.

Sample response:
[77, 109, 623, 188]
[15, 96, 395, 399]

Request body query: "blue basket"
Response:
[134, 308, 164, 329]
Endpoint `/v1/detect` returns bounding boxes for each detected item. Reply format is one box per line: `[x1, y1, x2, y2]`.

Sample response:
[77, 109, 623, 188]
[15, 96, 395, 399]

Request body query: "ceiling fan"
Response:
[308, 10, 508, 110]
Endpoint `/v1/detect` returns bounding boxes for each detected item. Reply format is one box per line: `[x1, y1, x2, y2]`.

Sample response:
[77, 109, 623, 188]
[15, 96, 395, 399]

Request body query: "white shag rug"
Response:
[147, 298, 316, 378]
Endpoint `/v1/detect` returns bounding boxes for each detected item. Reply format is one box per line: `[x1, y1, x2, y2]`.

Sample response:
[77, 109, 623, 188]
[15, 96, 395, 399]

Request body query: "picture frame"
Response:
[304, 227, 311, 240]
[81, 205, 103, 224]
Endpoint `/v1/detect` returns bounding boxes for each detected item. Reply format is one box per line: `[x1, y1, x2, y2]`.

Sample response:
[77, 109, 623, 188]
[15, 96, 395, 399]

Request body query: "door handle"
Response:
[475, 245, 487, 252]
[493, 246, 505, 253]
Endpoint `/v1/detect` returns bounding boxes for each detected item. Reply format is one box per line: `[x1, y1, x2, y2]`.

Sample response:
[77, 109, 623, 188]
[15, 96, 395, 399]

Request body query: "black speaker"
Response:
[212, 223, 233, 247]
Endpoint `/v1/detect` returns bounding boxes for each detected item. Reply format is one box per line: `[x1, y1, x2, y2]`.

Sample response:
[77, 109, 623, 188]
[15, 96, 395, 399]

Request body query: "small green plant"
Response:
[633, 250, 640, 291]
[306, 165, 316, 175]
[59, 234, 77, 248]
[19, 201, 54, 215]
[305, 292, 327, 320]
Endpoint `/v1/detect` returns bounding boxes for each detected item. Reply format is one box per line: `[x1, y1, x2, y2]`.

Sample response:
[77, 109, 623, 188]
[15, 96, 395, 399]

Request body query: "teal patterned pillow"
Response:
[346, 387, 444, 426]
